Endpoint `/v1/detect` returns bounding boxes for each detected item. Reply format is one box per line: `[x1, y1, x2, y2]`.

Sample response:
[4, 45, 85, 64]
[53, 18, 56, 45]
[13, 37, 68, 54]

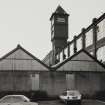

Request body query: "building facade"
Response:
[0, 6, 105, 97]
[0, 45, 49, 92]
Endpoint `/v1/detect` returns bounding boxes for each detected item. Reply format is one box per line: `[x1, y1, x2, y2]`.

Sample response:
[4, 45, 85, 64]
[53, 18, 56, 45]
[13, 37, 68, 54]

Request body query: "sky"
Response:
[0, 0, 105, 60]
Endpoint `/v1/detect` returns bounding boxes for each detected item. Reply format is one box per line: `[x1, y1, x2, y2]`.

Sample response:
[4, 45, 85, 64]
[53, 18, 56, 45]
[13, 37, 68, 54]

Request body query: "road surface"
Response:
[38, 99, 105, 105]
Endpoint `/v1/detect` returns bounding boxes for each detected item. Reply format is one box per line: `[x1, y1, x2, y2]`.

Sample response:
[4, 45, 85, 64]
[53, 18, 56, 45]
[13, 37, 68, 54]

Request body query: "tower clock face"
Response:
[56, 17, 65, 23]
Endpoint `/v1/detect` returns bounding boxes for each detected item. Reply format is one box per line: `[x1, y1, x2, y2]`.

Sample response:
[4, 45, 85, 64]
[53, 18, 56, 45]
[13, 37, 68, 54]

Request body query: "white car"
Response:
[0, 95, 38, 105]
[59, 90, 82, 104]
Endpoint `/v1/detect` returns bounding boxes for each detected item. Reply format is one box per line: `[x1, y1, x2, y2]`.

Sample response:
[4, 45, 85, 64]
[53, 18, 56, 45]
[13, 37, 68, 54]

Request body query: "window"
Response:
[60, 51, 63, 62]
[97, 19, 105, 40]
[57, 17, 65, 23]
[77, 37, 82, 51]
[51, 30, 54, 39]
[51, 25, 54, 31]
[97, 46, 105, 62]
[55, 54, 60, 64]
[85, 29, 93, 47]
[70, 43, 74, 56]
[62, 92, 67, 96]
[51, 18, 54, 26]
[64, 47, 68, 58]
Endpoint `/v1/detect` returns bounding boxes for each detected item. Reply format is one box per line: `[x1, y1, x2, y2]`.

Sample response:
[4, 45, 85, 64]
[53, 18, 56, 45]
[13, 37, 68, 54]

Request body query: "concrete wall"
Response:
[39, 72, 66, 96]
[0, 70, 104, 97]
[0, 72, 31, 91]
[40, 71, 105, 96]
[0, 71, 41, 92]
[75, 72, 101, 96]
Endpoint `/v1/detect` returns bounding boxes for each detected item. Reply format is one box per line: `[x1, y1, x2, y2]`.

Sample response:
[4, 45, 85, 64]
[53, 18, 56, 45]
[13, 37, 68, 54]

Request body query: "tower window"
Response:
[51, 19, 54, 25]
[51, 31, 54, 39]
[57, 18, 65, 23]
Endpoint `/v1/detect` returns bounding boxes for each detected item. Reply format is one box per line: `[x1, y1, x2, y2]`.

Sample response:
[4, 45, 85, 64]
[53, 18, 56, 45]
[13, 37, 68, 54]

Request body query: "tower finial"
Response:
[17, 44, 21, 48]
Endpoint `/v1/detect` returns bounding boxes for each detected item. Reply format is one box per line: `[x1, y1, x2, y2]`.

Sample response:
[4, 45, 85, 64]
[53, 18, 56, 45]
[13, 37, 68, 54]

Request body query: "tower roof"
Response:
[55, 5, 68, 14]
[50, 5, 69, 20]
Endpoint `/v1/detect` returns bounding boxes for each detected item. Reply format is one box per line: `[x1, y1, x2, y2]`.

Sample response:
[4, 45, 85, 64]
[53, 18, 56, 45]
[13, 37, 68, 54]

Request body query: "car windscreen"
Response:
[68, 91, 80, 96]
[62, 92, 67, 96]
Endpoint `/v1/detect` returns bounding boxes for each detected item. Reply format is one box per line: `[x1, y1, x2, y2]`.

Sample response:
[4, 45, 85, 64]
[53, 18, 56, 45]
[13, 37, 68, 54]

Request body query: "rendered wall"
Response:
[75, 72, 101, 96]
[0, 72, 30, 91]
[0, 71, 40, 91]
[39, 71, 105, 96]
[39, 72, 66, 96]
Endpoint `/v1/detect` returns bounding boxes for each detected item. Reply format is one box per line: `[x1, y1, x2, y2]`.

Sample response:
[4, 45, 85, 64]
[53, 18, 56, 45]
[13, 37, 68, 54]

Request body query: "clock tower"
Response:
[50, 5, 69, 63]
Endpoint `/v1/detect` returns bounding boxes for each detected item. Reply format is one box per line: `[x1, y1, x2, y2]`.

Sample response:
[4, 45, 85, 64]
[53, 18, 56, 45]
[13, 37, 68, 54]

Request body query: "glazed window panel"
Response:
[77, 37, 82, 51]
[97, 46, 105, 62]
[85, 29, 93, 47]
[64, 47, 68, 58]
[60, 51, 63, 62]
[51, 31, 54, 39]
[70, 43, 74, 56]
[56, 54, 59, 60]
[51, 25, 54, 31]
[57, 17, 65, 23]
[97, 19, 105, 40]
[51, 18, 54, 26]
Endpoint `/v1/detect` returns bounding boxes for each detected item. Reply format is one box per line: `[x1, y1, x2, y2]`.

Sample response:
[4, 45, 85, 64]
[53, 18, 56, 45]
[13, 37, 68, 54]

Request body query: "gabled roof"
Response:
[54, 49, 105, 72]
[0, 44, 50, 71]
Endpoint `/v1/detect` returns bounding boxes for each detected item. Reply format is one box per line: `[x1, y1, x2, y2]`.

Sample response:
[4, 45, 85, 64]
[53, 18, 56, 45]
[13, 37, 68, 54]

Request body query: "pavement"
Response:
[38, 99, 105, 105]
[82, 100, 105, 105]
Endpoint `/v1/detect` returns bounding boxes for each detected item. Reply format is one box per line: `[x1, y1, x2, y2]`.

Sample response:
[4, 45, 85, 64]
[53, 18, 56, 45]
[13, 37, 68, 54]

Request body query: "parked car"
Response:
[0, 95, 38, 105]
[59, 90, 82, 104]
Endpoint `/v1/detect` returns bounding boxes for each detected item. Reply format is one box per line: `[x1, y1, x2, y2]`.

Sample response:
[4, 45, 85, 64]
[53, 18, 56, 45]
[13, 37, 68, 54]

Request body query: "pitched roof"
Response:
[53, 49, 105, 72]
[0, 44, 50, 71]
[55, 5, 68, 14]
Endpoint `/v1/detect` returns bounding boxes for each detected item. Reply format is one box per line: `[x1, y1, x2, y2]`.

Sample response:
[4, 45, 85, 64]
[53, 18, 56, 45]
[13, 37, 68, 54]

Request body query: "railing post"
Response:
[74, 35, 77, 53]
[92, 18, 97, 58]
[68, 44, 70, 57]
[63, 49, 66, 60]
[82, 28, 86, 49]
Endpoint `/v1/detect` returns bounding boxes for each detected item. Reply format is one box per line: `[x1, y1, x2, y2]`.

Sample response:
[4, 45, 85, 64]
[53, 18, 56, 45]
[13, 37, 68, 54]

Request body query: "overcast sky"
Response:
[0, 0, 105, 60]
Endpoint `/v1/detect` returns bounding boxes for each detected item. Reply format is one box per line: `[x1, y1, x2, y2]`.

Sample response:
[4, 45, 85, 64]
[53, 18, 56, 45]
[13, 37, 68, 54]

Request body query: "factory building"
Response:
[0, 6, 105, 97]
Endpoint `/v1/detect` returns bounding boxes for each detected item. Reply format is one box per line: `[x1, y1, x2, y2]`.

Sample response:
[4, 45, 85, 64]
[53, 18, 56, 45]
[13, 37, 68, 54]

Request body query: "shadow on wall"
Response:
[94, 90, 105, 101]
[0, 90, 105, 101]
[81, 90, 105, 101]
